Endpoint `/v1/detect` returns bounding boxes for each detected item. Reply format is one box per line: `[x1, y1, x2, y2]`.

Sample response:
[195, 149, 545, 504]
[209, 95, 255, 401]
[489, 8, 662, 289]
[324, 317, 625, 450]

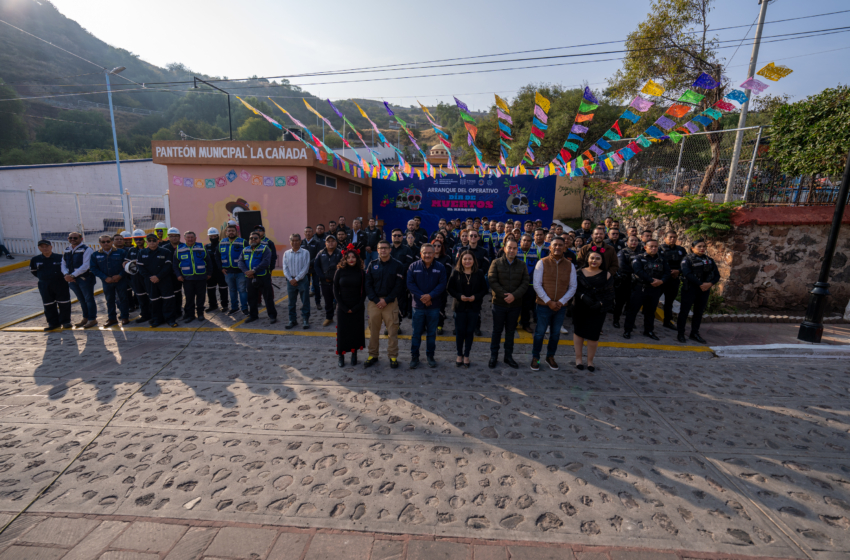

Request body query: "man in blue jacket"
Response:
[239, 232, 277, 324]
[92, 234, 129, 326]
[173, 231, 211, 323]
[406, 243, 446, 369]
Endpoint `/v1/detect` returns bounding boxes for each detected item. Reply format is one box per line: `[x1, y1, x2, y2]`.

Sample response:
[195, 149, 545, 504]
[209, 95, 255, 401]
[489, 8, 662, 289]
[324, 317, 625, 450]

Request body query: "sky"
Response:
[45, 0, 850, 109]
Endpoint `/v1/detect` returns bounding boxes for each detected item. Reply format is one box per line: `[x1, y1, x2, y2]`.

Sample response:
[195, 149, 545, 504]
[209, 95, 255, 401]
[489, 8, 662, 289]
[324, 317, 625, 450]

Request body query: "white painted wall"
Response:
[0, 159, 167, 195]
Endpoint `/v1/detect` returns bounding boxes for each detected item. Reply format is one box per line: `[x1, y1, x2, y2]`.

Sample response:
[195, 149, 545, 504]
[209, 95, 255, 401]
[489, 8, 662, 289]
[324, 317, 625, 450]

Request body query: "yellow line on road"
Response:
[0, 261, 28, 274]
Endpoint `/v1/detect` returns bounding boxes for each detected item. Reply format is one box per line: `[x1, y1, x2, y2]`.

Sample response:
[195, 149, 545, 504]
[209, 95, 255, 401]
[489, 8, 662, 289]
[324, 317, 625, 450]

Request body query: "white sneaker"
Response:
[560, 326, 569, 335]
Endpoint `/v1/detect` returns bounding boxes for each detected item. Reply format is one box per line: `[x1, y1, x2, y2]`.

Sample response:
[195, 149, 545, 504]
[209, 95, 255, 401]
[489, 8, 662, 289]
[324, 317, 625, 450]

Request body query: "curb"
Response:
[0, 260, 28, 274]
[712, 343, 850, 358]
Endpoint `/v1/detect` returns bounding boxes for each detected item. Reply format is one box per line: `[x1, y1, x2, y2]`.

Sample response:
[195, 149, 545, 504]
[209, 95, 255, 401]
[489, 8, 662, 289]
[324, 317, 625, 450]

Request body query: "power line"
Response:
[0, 19, 106, 70]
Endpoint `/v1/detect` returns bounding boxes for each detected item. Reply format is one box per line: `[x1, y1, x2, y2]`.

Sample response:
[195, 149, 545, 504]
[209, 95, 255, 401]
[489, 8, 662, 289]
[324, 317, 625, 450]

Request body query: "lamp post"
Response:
[193, 77, 232, 140]
[797, 149, 850, 343]
[104, 66, 132, 232]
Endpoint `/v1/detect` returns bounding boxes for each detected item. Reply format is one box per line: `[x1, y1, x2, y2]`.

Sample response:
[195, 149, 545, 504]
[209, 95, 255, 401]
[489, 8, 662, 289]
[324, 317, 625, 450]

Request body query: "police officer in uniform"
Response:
[623, 239, 669, 340]
[30, 240, 72, 330]
[612, 235, 640, 329]
[125, 229, 151, 323]
[315, 235, 343, 326]
[174, 231, 211, 323]
[364, 240, 405, 369]
[162, 227, 183, 321]
[390, 228, 414, 334]
[139, 234, 178, 328]
[204, 228, 228, 312]
[518, 233, 546, 333]
[303, 226, 323, 310]
[677, 240, 720, 344]
[113, 231, 137, 312]
[92, 234, 130, 327]
[659, 231, 687, 330]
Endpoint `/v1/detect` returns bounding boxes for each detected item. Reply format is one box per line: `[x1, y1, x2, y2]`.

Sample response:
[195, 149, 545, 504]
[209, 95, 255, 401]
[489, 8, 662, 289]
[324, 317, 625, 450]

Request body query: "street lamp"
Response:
[797, 149, 850, 343]
[193, 77, 232, 140]
[104, 66, 132, 232]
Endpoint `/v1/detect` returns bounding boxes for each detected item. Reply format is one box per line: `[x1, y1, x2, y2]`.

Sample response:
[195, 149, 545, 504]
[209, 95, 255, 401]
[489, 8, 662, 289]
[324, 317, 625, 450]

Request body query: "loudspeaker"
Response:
[236, 211, 263, 238]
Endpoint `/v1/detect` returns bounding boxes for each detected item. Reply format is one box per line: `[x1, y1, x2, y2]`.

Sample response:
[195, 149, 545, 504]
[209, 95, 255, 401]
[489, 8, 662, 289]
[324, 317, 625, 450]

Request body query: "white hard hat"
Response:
[119, 231, 131, 237]
[207, 227, 219, 236]
[123, 261, 138, 275]
[132, 229, 145, 237]
[155, 222, 167, 230]
[167, 227, 180, 235]
[227, 220, 237, 226]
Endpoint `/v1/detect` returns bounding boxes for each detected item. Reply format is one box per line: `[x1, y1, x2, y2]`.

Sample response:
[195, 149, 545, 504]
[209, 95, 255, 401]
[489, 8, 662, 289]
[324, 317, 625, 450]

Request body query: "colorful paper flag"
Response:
[578, 100, 598, 112]
[641, 80, 665, 96]
[714, 100, 736, 112]
[666, 104, 692, 118]
[702, 108, 722, 120]
[757, 62, 793, 81]
[495, 94, 510, 113]
[692, 73, 719, 89]
[724, 90, 749, 104]
[621, 110, 641, 124]
[571, 124, 588, 134]
[454, 96, 469, 112]
[692, 115, 712, 127]
[668, 130, 683, 144]
[678, 90, 705, 104]
[630, 96, 654, 112]
[497, 109, 512, 123]
[583, 87, 599, 105]
[740, 77, 769, 94]
[655, 116, 676, 131]
[534, 92, 551, 113]
[575, 113, 594, 123]
[534, 105, 548, 123]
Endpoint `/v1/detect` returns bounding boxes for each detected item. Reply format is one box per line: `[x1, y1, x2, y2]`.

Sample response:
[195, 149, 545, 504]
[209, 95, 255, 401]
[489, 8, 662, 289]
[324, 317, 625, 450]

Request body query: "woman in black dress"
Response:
[572, 250, 614, 371]
[447, 250, 488, 368]
[333, 245, 366, 367]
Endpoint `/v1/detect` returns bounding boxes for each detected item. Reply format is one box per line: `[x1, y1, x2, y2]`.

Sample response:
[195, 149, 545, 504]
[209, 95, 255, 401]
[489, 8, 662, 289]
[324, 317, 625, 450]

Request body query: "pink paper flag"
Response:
[240, 170, 251, 182]
[172, 176, 183, 186]
[740, 77, 769, 94]
[497, 109, 512, 124]
[630, 96, 654, 112]
[215, 176, 227, 188]
[534, 105, 548, 124]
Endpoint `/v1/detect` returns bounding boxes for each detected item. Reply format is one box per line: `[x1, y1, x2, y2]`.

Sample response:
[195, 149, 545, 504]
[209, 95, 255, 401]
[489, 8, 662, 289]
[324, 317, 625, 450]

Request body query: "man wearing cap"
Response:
[174, 231, 211, 323]
[92, 234, 130, 327]
[62, 231, 97, 328]
[205, 227, 228, 312]
[218, 223, 247, 314]
[139, 234, 177, 328]
[162, 227, 184, 321]
[125, 230, 151, 323]
[30, 240, 72, 330]
[239, 231, 276, 324]
[315, 235, 342, 326]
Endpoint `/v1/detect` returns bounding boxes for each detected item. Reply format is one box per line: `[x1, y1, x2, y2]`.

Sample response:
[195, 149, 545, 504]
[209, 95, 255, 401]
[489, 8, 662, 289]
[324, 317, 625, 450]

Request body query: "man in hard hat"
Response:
[239, 231, 277, 324]
[30, 240, 72, 331]
[139, 234, 177, 328]
[162, 227, 184, 322]
[124, 229, 151, 323]
[154, 222, 168, 241]
[173, 231, 211, 323]
[204, 227, 228, 312]
[92, 234, 130, 327]
[218, 223, 247, 314]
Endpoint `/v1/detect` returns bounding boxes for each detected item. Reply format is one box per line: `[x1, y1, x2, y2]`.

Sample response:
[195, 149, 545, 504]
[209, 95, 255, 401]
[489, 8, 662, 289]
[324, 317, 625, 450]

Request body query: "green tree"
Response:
[151, 118, 226, 141]
[769, 86, 850, 177]
[35, 110, 112, 151]
[237, 117, 281, 141]
[607, 0, 727, 194]
[0, 81, 28, 152]
[0, 142, 73, 166]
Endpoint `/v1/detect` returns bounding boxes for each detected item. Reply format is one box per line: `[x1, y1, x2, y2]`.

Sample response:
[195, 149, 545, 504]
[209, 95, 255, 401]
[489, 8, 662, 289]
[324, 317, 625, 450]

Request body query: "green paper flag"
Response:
[577, 156, 584, 167]
[678, 89, 705, 105]
[636, 135, 652, 148]
[702, 108, 722, 120]
[579, 100, 598, 112]
[603, 129, 621, 141]
[669, 130, 683, 144]
[460, 111, 476, 123]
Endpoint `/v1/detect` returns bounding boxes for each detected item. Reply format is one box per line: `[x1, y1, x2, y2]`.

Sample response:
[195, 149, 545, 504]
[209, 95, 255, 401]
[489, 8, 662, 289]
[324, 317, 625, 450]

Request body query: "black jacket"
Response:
[315, 249, 343, 283]
[447, 268, 488, 312]
[347, 229, 368, 253]
[660, 243, 688, 273]
[302, 236, 323, 269]
[681, 253, 720, 290]
[139, 246, 173, 280]
[390, 244, 415, 269]
[631, 253, 671, 285]
[461, 244, 492, 272]
[617, 248, 640, 278]
[364, 257, 405, 303]
[205, 242, 223, 274]
[30, 253, 66, 283]
[363, 227, 383, 251]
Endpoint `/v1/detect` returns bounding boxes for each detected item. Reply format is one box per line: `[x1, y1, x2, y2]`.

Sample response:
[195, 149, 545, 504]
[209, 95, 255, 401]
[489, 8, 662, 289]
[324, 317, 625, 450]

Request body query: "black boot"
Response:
[351, 350, 358, 366]
[338, 354, 345, 367]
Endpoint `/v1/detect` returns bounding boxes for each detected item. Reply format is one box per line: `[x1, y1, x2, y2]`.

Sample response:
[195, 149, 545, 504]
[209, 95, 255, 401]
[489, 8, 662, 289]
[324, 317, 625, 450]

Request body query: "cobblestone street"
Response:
[0, 327, 846, 560]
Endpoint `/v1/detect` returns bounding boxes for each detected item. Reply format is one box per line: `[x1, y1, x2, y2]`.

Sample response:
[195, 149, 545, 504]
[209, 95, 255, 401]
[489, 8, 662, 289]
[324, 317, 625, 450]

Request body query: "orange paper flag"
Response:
[666, 104, 692, 119]
[575, 113, 594, 123]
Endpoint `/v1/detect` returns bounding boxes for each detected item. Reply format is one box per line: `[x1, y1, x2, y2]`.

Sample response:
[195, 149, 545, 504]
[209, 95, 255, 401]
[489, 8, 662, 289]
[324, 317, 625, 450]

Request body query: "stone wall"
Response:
[581, 181, 850, 312]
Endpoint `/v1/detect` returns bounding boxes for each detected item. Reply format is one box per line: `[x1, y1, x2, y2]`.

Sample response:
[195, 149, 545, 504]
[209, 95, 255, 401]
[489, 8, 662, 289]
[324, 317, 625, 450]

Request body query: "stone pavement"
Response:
[0, 327, 846, 560]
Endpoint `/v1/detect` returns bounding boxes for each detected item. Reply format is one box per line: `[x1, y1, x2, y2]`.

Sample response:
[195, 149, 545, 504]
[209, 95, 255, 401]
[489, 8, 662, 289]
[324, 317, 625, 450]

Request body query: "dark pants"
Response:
[183, 278, 207, 318]
[398, 290, 410, 321]
[206, 271, 228, 309]
[532, 304, 568, 359]
[678, 286, 710, 335]
[520, 285, 537, 327]
[130, 273, 151, 319]
[68, 273, 97, 320]
[438, 298, 448, 328]
[490, 305, 520, 358]
[247, 275, 277, 319]
[319, 280, 335, 320]
[311, 270, 322, 306]
[103, 278, 130, 321]
[662, 277, 680, 324]
[613, 277, 632, 323]
[146, 276, 175, 325]
[287, 277, 310, 324]
[454, 309, 479, 357]
[38, 279, 71, 326]
[624, 283, 663, 334]
[173, 278, 184, 320]
[411, 307, 440, 358]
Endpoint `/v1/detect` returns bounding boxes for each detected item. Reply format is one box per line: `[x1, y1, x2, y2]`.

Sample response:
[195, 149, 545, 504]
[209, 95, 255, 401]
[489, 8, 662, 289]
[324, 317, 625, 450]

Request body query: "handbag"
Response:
[578, 292, 602, 312]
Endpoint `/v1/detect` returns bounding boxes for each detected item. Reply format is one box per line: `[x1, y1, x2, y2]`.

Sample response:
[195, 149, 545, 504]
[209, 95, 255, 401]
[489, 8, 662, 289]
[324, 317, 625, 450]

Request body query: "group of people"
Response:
[30, 221, 280, 330]
[29, 213, 720, 372]
[302, 214, 719, 371]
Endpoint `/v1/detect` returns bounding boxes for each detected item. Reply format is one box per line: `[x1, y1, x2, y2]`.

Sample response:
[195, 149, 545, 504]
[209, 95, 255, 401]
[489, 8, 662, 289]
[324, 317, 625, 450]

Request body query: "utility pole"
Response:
[105, 66, 132, 232]
[193, 77, 232, 140]
[724, 0, 769, 202]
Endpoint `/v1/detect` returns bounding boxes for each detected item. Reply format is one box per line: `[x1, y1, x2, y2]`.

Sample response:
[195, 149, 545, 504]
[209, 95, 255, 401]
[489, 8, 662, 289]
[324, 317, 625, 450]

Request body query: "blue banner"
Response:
[372, 174, 556, 236]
